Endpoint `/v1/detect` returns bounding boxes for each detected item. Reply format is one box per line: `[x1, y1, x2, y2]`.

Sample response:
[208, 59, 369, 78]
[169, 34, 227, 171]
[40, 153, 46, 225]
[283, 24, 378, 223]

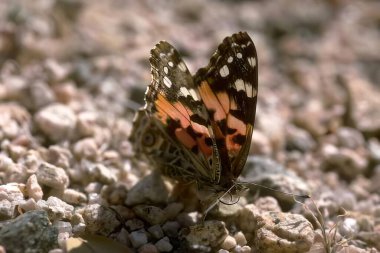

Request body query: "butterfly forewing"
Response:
[195, 32, 258, 183]
[131, 31, 258, 192]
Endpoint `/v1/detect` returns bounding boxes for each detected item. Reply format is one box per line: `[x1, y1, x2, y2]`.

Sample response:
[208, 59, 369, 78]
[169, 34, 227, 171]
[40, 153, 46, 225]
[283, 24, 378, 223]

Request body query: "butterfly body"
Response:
[130, 32, 258, 199]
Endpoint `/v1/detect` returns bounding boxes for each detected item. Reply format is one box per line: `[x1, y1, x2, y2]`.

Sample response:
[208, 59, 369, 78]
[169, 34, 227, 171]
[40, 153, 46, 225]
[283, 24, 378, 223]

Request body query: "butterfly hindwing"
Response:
[146, 41, 220, 182]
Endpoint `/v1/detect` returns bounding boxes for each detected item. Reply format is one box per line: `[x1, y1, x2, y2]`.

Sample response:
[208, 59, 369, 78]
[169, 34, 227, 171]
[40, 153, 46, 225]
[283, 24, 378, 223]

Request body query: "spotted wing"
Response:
[194, 32, 258, 183]
[144, 41, 220, 183]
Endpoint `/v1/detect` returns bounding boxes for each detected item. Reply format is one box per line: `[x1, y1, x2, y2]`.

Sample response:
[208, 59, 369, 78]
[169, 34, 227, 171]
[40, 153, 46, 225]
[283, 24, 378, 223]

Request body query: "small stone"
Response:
[339, 218, 359, 237]
[77, 112, 98, 137]
[163, 202, 184, 220]
[125, 171, 170, 206]
[0, 183, 25, 203]
[162, 221, 180, 237]
[239, 245, 252, 253]
[255, 212, 315, 253]
[54, 221, 72, 234]
[19, 198, 38, 212]
[251, 130, 272, 156]
[73, 138, 98, 160]
[44, 146, 73, 170]
[82, 204, 121, 236]
[218, 250, 229, 253]
[0, 210, 58, 253]
[20, 81, 55, 111]
[321, 145, 367, 180]
[37, 196, 74, 221]
[0, 199, 14, 220]
[234, 231, 247, 246]
[36, 162, 69, 190]
[242, 156, 310, 209]
[155, 236, 173, 252]
[133, 205, 167, 225]
[26, 174, 43, 201]
[221, 235, 237, 251]
[336, 127, 365, 149]
[185, 220, 228, 248]
[286, 125, 316, 152]
[101, 183, 128, 205]
[35, 103, 77, 142]
[57, 231, 70, 248]
[129, 229, 148, 248]
[62, 188, 87, 205]
[254, 197, 281, 212]
[138, 243, 159, 253]
[237, 204, 261, 234]
[147, 224, 164, 240]
[125, 219, 145, 231]
[90, 163, 117, 184]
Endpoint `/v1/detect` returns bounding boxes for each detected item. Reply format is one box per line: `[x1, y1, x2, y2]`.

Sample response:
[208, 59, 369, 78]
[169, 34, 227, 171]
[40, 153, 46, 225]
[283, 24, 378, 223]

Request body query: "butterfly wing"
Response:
[144, 41, 220, 183]
[194, 32, 258, 183]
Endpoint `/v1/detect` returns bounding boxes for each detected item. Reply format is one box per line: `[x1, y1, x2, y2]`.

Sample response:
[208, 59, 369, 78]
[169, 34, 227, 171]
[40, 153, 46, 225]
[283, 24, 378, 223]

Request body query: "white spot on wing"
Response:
[234, 79, 245, 91]
[163, 67, 169, 74]
[159, 53, 166, 58]
[219, 65, 229, 78]
[227, 56, 233, 63]
[245, 82, 257, 97]
[248, 57, 256, 67]
[189, 89, 200, 101]
[168, 62, 174, 67]
[237, 53, 242, 59]
[178, 61, 187, 72]
[163, 76, 172, 88]
[180, 87, 190, 97]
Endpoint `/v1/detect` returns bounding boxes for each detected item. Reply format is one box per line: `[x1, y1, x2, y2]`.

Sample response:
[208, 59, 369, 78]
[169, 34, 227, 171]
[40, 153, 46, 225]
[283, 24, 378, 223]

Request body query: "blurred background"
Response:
[0, 0, 380, 252]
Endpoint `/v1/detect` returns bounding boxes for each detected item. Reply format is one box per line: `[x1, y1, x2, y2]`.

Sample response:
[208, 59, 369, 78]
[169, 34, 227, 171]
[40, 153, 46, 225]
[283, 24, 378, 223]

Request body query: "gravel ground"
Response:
[0, 0, 379, 252]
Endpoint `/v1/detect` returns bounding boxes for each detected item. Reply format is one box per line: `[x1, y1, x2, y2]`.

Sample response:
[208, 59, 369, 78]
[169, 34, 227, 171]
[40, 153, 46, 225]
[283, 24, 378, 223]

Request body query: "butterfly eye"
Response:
[142, 132, 155, 147]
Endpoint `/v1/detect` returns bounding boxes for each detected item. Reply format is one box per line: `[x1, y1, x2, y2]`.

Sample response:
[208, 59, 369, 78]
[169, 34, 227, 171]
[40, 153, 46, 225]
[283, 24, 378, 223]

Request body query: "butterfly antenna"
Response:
[202, 184, 237, 222]
[238, 181, 310, 200]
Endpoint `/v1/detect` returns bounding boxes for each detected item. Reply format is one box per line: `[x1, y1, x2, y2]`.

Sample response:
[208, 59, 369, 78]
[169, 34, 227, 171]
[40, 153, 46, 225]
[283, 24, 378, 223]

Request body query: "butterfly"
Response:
[130, 32, 258, 205]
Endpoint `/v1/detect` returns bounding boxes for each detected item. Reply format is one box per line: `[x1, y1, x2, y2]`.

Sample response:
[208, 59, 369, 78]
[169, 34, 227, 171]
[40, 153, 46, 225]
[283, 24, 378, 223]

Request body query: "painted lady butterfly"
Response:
[130, 32, 258, 204]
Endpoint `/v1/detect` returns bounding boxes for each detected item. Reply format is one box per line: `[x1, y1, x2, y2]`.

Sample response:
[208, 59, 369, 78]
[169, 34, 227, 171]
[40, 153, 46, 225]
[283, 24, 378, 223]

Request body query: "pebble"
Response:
[321, 145, 367, 180]
[286, 125, 316, 152]
[36, 162, 69, 190]
[35, 103, 77, 142]
[0, 210, 58, 253]
[37, 196, 74, 221]
[0, 199, 14, 220]
[133, 205, 167, 225]
[147, 224, 164, 240]
[155, 236, 173, 252]
[72, 138, 98, 160]
[339, 217, 359, 237]
[254, 197, 281, 212]
[19, 81, 55, 111]
[44, 145, 73, 170]
[221, 235, 237, 251]
[82, 204, 121, 236]
[234, 231, 247, 246]
[138, 243, 159, 253]
[125, 218, 145, 231]
[163, 202, 184, 220]
[162, 221, 180, 237]
[25, 174, 43, 201]
[19, 198, 38, 212]
[125, 171, 170, 206]
[336, 127, 365, 149]
[62, 188, 87, 204]
[129, 229, 148, 248]
[255, 212, 315, 253]
[184, 220, 228, 248]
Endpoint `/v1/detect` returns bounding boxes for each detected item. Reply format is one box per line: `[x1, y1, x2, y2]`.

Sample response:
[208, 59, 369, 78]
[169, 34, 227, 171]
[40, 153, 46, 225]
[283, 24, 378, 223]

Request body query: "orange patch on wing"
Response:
[155, 93, 191, 128]
[226, 115, 246, 154]
[175, 128, 196, 149]
[198, 81, 227, 121]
